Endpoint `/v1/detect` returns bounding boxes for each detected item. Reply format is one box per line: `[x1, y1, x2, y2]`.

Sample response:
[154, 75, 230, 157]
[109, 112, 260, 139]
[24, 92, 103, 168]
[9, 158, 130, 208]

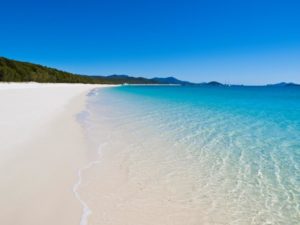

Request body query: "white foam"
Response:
[73, 143, 106, 225]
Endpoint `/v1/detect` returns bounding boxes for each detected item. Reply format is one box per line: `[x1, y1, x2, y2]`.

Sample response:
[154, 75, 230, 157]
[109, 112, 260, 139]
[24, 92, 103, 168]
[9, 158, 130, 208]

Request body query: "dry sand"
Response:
[0, 83, 112, 225]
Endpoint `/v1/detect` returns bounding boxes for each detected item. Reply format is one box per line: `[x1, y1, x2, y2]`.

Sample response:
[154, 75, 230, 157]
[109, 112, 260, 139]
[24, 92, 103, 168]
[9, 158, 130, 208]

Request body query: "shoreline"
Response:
[0, 83, 115, 225]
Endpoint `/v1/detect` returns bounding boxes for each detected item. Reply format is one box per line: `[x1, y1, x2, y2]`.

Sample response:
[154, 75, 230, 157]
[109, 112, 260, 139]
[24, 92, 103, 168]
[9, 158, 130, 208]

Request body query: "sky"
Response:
[0, 0, 300, 84]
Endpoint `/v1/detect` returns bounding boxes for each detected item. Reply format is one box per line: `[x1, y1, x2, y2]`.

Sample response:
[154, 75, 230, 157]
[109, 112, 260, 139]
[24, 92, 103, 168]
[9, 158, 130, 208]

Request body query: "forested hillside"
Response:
[0, 57, 159, 84]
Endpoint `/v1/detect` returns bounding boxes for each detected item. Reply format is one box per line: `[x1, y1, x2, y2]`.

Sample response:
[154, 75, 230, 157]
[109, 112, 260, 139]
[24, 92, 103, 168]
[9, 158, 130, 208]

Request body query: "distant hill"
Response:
[0, 57, 183, 84]
[198, 81, 224, 86]
[267, 82, 300, 87]
[90, 75, 160, 84]
[151, 76, 193, 85]
[0, 57, 161, 84]
[1, 57, 298, 86]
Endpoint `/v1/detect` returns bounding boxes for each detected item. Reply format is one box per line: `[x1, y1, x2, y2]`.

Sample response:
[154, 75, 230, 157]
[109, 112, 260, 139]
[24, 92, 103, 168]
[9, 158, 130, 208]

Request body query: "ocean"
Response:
[78, 85, 300, 225]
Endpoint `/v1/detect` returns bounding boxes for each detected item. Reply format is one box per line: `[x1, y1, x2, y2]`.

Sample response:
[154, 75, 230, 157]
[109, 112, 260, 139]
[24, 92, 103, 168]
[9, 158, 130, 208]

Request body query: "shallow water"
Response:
[79, 86, 300, 225]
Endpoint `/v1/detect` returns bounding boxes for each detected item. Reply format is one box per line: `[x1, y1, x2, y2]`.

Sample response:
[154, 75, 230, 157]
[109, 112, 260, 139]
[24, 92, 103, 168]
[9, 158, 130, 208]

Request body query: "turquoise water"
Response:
[82, 86, 300, 225]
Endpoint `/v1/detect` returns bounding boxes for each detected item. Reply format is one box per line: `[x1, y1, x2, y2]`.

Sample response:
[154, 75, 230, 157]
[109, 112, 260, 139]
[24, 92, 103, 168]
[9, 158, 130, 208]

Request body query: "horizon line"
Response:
[1, 56, 299, 86]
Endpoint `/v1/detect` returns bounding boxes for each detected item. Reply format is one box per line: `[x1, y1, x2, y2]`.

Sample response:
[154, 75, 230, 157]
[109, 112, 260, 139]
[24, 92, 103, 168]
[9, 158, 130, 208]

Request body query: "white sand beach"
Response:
[0, 83, 111, 225]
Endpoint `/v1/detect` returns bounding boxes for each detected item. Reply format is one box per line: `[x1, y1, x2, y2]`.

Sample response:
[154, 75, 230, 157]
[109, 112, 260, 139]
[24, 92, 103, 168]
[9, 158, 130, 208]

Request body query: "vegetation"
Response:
[0, 57, 159, 84]
[2, 57, 296, 87]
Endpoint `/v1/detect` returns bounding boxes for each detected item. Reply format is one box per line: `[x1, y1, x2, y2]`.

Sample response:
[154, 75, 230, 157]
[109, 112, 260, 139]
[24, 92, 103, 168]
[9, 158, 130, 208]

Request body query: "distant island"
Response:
[0, 57, 299, 87]
[266, 82, 300, 87]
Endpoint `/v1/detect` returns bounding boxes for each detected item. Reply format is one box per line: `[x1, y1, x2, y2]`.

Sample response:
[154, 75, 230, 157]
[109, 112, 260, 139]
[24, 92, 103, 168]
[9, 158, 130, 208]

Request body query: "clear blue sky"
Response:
[1, 0, 300, 84]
